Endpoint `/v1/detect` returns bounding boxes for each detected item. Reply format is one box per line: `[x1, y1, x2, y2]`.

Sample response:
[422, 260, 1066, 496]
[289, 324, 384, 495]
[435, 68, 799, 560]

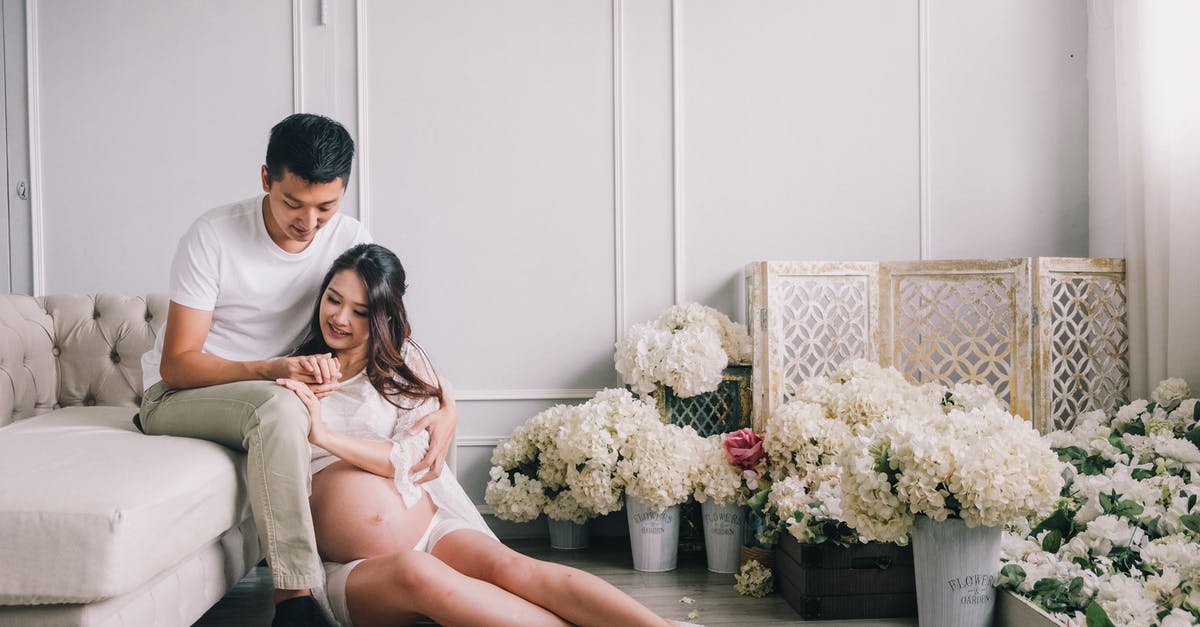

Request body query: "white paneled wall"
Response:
[33, 0, 296, 295]
[19, 0, 1089, 534]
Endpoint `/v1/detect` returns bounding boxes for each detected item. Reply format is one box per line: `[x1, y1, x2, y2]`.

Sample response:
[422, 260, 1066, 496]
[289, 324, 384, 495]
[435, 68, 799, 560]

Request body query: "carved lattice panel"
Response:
[748, 258, 1124, 431]
[776, 276, 873, 395]
[880, 260, 1033, 420]
[1035, 259, 1129, 432]
[745, 262, 878, 430]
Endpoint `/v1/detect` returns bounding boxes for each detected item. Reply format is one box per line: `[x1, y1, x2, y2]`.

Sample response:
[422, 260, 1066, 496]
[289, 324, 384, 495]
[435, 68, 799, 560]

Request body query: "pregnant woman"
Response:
[276, 243, 685, 627]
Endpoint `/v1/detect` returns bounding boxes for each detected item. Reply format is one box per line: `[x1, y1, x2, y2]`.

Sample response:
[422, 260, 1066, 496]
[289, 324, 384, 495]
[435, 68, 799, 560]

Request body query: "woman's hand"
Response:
[276, 378, 328, 445]
[408, 402, 457, 484]
[269, 354, 342, 398]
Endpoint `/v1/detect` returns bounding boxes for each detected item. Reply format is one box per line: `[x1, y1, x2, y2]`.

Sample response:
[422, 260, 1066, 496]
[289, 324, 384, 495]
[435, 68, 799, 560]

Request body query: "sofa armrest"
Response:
[0, 295, 58, 427]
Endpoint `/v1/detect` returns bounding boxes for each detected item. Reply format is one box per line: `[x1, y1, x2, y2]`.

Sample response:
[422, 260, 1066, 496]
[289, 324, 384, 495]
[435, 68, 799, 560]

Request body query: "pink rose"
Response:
[723, 428, 765, 470]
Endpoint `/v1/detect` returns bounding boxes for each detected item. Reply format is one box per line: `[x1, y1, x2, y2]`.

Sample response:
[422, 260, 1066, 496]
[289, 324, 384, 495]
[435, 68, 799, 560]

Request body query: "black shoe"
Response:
[271, 596, 333, 627]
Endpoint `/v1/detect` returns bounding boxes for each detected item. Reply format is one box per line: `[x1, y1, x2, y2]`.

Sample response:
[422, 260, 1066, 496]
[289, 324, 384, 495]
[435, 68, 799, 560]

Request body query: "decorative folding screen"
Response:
[745, 258, 1128, 433]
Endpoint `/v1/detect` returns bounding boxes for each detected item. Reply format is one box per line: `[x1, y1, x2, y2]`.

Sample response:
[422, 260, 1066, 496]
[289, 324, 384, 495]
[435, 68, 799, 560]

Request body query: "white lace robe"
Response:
[309, 346, 495, 541]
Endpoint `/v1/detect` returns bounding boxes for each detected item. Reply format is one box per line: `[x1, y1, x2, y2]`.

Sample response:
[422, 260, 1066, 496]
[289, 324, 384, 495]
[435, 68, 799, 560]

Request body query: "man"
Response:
[138, 113, 457, 627]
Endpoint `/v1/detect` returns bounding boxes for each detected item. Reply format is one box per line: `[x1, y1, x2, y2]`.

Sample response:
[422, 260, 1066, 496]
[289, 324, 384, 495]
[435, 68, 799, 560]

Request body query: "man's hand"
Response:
[270, 354, 342, 386]
[408, 402, 457, 484]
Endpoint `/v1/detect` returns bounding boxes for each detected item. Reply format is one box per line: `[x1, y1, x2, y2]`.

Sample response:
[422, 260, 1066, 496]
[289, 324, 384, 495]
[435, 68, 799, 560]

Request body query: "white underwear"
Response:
[323, 508, 475, 627]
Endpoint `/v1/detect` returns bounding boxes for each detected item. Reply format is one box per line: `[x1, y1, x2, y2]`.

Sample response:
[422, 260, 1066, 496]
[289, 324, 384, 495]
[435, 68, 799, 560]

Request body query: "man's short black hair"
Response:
[265, 113, 354, 186]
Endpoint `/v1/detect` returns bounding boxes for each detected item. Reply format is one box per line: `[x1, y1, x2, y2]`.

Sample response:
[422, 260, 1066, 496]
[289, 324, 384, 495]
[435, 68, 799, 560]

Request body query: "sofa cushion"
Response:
[0, 407, 251, 604]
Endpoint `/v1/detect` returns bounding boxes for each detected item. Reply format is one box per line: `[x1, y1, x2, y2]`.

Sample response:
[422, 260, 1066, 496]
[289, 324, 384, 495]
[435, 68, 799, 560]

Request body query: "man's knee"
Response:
[250, 384, 311, 436]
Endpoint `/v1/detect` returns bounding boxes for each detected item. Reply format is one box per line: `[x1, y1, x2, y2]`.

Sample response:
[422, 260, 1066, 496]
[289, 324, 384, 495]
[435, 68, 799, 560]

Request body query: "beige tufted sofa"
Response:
[0, 294, 259, 626]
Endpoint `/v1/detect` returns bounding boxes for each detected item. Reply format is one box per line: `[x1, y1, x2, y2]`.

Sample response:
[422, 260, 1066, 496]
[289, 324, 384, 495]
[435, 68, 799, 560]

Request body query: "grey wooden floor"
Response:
[194, 538, 918, 627]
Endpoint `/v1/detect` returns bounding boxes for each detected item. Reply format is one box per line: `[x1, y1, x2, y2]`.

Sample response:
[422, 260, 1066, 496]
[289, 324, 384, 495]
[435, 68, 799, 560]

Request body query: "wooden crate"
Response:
[776, 534, 917, 621]
[996, 589, 1075, 626]
[745, 258, 1128, 433]
[649, 366, 752, 437]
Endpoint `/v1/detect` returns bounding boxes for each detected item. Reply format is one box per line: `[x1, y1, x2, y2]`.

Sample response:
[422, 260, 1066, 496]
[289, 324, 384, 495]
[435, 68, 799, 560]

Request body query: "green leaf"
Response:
[1109, 433, 1134, 456]
[998, 564, 1027, 588]
[1124, 418, 1146, 436]
[1054, 446, 1088, 461]
[1181, 513, 1200, 534]
[1112, 500, 1144, 519]
[1086, 601, 1116, 627]
[1033, 578, 1064, 596]
[1033, 509, 1073, 536]
[874, 447, 900, 488]
[1190, 494, 1198, 512]
[1068, 576, 1084, 596]
[1131, 468, 1155, 480]
[1187, 426, 1200, 450]
[747, 486, 771, 515]
[1042, 529, 1063, 553]
[1099, 491, 1118, 514]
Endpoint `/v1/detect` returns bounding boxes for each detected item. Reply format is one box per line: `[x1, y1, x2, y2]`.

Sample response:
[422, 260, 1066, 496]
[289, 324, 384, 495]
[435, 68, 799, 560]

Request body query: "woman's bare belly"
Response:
[309, 460, 437, 563]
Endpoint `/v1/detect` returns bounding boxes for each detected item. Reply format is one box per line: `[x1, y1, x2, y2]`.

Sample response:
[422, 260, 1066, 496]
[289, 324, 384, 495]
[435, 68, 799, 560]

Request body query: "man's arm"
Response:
[159, 301, 334, 389]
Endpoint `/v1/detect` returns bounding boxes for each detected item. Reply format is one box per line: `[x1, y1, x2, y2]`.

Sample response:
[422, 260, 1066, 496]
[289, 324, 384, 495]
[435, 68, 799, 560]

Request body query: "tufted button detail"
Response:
[52, 346, 61, 357]
[83, 396, 96, 407]
[110, 350, 121, 364]
[134, 396, 143, 405]
[144, 311, 153, 322]
[93, 309, 101, 320]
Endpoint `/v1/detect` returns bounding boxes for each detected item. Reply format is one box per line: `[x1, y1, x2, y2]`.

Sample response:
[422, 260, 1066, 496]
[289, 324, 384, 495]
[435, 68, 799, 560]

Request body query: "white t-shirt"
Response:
[141, 195, 371, 390]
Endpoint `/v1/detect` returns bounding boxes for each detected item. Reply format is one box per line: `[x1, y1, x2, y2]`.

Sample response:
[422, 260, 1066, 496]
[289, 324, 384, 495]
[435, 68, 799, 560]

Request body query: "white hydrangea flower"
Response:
[617, 421, 705, 512]
[615, 303, 749, 397]
[1153, 378, 1192, 410]
[614, 321, 672, 396]
[693, 434, 750, 505]
[1093, 573, 1160, 627]
[484, 468, 548, 523]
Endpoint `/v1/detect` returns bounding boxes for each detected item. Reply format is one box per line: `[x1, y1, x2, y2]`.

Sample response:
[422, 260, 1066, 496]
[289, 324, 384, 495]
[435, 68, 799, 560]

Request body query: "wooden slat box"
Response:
[776, 534, 917, 621]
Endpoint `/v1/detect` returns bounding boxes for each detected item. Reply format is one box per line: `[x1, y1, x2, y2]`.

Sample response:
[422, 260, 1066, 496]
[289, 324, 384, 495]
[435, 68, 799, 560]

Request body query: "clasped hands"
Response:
[273, 353, 457, 483]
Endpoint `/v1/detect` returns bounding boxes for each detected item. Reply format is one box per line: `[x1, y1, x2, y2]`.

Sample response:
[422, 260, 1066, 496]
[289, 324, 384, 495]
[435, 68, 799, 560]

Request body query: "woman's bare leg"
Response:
[343, 550, 570, 627]
[431, 530, 672, 627]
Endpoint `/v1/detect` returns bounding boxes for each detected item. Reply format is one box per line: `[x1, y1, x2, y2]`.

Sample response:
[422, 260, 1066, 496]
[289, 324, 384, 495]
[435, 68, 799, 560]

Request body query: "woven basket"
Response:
[739, 544, 776, 570]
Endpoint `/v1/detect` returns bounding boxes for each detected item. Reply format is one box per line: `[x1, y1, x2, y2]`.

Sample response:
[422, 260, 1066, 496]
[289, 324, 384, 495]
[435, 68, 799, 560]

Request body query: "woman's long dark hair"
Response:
[294, 243, 442, 408]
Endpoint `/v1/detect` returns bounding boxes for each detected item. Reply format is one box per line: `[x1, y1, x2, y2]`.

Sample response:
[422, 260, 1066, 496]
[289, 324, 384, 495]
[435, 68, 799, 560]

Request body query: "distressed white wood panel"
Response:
[36, 0, 294, 295]
[678, 0, 920, 317]
[363, 1, 618, 392]
[927, 0, 1088, 259]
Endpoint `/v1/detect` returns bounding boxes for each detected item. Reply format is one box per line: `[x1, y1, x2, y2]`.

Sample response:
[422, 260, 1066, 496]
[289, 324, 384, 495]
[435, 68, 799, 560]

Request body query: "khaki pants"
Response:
[140, 380, 322, 590]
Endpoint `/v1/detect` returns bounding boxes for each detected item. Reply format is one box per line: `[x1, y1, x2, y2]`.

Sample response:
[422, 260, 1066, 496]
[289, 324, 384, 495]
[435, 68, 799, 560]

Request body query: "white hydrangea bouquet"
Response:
[998, 378, 1200, 627]
[750, 360, 969, 546]
[485, 388, 664, 524]
[615, 302, 752, 398]
[754, 399, 855, 546]
[837, 393, 1065, 544]
[756, 359, 1062, 549]
[617, 420, 707, 512]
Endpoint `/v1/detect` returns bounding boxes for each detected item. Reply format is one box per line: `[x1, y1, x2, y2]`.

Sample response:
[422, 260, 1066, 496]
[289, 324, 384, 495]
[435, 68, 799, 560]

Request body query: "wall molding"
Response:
[455, 389, 601, 402]
[354, 0, 370, 229]
[670, 0, 683, 304]
[24, 0, 43, 296]
[612, 0, 626, 342]
[291, 0, 303, 113]
[918, 0, 931, 260]
[457, 436, 504, 447]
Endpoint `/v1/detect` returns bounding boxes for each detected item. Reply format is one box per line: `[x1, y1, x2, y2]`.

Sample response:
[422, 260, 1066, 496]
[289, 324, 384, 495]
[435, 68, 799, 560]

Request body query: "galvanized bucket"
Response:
[625, 494, 680, 572]
[911, 515, 1002, 627]
[701, 500, 746, 573]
